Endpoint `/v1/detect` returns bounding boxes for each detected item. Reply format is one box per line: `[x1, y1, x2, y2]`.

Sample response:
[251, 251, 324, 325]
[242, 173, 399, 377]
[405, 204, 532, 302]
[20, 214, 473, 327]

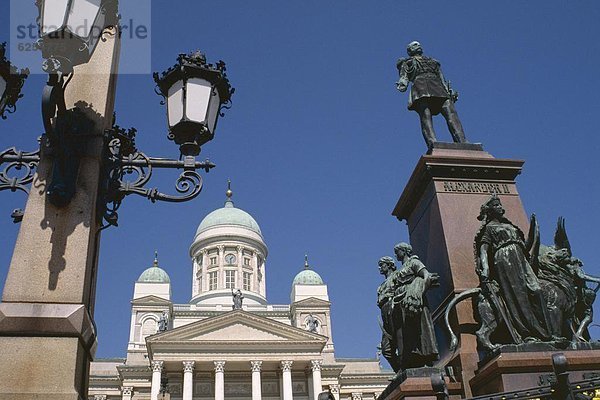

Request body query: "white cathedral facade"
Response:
[88, 189, 392, 400]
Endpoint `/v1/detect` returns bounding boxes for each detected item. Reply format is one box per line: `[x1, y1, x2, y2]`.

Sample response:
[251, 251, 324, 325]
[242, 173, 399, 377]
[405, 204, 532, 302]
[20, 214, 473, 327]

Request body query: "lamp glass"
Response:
[167, 80, 184, 128]
[185, 78, 212, 125]
[0, 75, 6, 100]
[67, 0, 102, 38]
[42, 0, 70, 34]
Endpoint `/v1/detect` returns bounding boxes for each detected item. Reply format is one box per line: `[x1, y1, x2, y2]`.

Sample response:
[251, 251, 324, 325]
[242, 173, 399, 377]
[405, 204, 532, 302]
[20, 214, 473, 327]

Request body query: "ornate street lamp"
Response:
[0, 42, 29, 119]
[36, 0, 119, 73]
[99, 51, 234, 227]
[154, 51, 234, 156]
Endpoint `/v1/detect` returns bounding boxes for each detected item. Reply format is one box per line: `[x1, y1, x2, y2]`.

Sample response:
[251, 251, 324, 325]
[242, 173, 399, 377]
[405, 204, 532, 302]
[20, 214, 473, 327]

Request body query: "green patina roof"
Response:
[292, 256, 324, 285]
[137, 254, 170, 283]
[196, 198, 262, 236]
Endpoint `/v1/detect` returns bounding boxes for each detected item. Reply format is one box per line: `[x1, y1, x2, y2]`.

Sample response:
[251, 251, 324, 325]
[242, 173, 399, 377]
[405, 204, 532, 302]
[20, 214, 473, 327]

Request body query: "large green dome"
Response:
[196, 197, 262, 236]
[137, 255, 170, 283]
[292, 256, 324, 285]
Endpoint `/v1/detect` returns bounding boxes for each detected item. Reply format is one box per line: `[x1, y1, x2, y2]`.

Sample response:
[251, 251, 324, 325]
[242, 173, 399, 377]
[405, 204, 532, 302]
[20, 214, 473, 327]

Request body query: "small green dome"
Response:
[196, 190, 262, 236]
[138, 254, 170, 283]
[292, 255, 324, 285]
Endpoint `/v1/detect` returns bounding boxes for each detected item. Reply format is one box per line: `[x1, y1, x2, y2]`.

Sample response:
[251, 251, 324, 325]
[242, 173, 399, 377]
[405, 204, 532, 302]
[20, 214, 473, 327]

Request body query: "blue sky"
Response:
[0, 1, 599, 367]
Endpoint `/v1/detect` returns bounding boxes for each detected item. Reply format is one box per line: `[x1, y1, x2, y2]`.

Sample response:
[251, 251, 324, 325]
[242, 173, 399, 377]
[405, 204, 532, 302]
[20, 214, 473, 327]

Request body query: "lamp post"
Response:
[0, 1, 233, 398]
[0, 42, 29, 119]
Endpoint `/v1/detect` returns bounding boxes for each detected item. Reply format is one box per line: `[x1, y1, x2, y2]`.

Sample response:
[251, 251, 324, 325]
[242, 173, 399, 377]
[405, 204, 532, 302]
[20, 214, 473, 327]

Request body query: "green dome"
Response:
[293, 269, 324, 285]
[138, 255, 170, 283]
[196, 198, 262, 236]
[292, 256, 324, 285]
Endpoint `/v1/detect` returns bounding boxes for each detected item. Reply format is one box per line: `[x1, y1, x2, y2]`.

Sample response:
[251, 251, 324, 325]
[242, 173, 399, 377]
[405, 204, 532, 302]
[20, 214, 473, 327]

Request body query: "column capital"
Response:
[352, 393, 363, 400]
[214, 360, 226, 373]
[94, 396, 107, 400]
[250, 360, 263, 372]
[329, 384, 339, 394]
[310, 359, 323, 371]
[183, 361, 195, 372]
[122, 387, 133, 396]
[280, 360, 293, 372]
[151, 360, 164, 372]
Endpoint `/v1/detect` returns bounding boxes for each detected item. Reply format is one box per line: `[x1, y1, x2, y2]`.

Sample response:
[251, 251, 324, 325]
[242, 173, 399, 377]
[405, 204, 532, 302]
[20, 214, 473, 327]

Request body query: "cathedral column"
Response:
[122, 387, 133, 400]
[201, 249, 208, 292]
[183, 361, 195, 400]
[150, 361, 163, 400]
[218, 245, 225, 288]
[237, 246, 244, 290]
[310, 360, 323, 399]
[214, 361, 226, 400]
[329, 384, 340, 400]
[251, 360, 263, 400]
[281, 360, 294, 400]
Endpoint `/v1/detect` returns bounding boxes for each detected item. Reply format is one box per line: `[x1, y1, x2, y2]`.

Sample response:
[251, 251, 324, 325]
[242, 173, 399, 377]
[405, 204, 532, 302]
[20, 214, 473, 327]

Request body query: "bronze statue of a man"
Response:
[396, 41, 467, 149]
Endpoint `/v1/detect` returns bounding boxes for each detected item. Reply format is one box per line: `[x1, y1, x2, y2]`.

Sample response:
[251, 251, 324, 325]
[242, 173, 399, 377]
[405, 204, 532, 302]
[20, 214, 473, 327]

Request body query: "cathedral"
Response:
[88, 187, 392, 400]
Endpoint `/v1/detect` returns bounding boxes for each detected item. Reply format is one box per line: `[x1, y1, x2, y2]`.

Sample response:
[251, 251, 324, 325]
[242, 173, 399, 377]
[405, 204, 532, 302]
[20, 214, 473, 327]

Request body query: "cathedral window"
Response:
[244, 257, 250, 266]
[225, 270, 236, 289]
[210, 256, 217, 265]
[209, 271, 218, 290]
[198, 275, 202, 292]
[243, 272, 252, 291]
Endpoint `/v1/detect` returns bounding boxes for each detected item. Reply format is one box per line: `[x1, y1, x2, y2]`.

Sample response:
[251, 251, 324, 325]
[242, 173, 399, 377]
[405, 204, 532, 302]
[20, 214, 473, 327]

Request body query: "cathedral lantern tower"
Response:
[189, 183, 268, 306]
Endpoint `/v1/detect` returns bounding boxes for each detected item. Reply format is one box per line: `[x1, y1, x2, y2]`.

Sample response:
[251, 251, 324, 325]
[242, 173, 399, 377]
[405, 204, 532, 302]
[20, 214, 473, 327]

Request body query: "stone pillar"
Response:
[251, 360, 263, 400]
[122, 387, 133, 400]
[0, 26, 121, 400]
[310, 360, 323, 399]
[281, 360, 293, 400]
[183, 361, 195, 400]
[151, 361, 164, 400]
[214, 361, 226, 400]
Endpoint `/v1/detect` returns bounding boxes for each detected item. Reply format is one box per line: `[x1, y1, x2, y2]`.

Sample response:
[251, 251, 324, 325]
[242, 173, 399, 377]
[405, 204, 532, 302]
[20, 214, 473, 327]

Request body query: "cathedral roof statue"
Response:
[196, 181, 262, 236]
[293, 255, 325, 285]
[137, 252, 171, 283]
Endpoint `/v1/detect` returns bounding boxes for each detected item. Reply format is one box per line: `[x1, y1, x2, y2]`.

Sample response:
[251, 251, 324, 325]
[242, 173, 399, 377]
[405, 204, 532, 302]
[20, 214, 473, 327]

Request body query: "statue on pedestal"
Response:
[376, 243, 439, 373]
[158, 311, 169, 332]
[232, 289, 244, 310]
[396, 41, 467, 149]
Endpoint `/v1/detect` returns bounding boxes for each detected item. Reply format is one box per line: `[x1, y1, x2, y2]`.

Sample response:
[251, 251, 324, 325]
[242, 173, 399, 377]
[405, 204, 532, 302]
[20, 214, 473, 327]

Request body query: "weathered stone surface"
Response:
[2, 27, 120, 305]
[0, 337, 87, 400]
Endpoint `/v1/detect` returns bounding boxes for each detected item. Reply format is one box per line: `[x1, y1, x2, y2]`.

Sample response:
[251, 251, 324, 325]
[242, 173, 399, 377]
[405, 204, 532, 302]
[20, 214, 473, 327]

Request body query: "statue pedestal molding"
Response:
[0, 29, 120, 399]
[470, 347, 600, 396]
[392, 144, 529, 397]
[378, 367, 462, 400]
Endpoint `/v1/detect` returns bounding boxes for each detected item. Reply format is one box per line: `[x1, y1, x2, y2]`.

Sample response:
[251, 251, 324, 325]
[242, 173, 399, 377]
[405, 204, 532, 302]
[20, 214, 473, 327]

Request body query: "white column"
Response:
[150, 361, 163, 400]
[218, 245, 225, 288]
[311, 360, 323, 399]
[214, 361, 226, 400]
[251, 360, 263, 400]
[281, 360, 293, 400]
[183, 361, 195, 400]
[122, 387, 133, 400]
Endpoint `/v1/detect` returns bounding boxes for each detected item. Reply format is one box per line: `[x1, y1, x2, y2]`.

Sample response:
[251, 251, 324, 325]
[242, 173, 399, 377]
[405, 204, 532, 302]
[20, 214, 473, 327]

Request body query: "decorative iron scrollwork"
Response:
[0, 42, 30, 120]
[100, 123, 215, 229]
[0, 146, 41, 194]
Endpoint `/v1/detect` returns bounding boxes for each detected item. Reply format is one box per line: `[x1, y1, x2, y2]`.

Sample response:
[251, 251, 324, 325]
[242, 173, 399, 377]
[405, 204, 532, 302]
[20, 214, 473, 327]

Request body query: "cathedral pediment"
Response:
[131, 295, 172, 306]
[146, 310, 327, 358]
[292, 297, 331, 307]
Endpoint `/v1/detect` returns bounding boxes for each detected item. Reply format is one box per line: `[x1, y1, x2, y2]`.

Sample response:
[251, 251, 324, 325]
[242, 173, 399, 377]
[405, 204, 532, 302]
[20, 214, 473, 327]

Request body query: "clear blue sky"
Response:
[0, 2, 599, 366]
